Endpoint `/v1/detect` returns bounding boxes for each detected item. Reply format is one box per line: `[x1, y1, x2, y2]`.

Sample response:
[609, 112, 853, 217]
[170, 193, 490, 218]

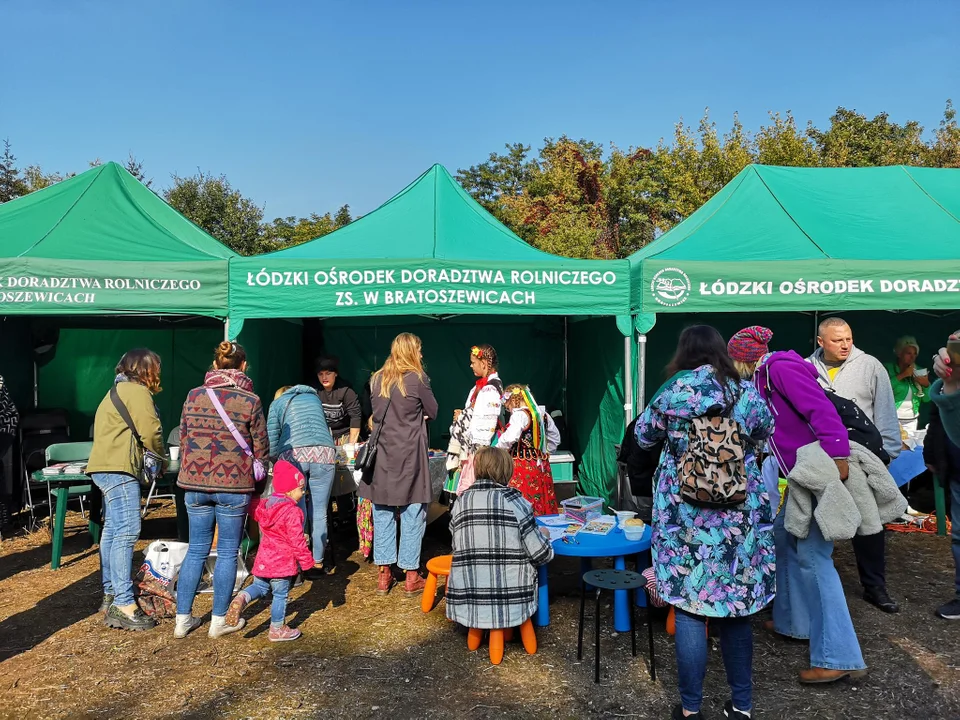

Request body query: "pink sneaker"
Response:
[268, 625, 302, 642]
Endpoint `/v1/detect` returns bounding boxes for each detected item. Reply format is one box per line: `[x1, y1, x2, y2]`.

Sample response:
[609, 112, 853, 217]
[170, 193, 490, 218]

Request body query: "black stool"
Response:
[578, 568, 656, 683]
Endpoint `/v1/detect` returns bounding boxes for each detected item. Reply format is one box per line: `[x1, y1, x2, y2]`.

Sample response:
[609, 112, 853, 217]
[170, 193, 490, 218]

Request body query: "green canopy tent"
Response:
[0, 162, 235, 449]
[627, 164, 960, 403]
[0, 161, 234, 317]
[626, 164, 960, 528]
[229, 164, 636, 502]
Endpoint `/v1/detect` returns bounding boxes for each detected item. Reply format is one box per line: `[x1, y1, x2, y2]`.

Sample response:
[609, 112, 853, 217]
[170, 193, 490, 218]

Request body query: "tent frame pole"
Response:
[224, 318, 230, 342]
[637, 333, 647, 413]
[623, 335, 634, 427]
[563, 317, 569, 419]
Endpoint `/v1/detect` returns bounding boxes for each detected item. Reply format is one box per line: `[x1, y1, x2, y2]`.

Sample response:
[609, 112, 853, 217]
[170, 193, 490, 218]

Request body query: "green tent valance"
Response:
[0, 162, 235, 317]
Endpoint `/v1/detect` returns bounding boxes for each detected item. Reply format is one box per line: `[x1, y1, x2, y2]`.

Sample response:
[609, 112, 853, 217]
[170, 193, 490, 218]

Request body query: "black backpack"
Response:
[824, 390, 890, 466]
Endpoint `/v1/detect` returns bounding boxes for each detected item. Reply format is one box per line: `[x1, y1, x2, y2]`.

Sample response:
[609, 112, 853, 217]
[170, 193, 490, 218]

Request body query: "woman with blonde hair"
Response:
[87, 348, 166, 631]
[359, 333, 439, 596]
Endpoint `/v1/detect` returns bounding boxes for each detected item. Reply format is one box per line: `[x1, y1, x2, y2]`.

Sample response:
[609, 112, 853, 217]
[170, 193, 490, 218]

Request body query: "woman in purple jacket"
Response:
[729, 326, 867, 685]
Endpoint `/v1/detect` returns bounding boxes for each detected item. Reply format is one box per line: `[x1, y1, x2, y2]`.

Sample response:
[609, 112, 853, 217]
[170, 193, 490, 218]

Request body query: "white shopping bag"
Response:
[141, 540, 190, 593]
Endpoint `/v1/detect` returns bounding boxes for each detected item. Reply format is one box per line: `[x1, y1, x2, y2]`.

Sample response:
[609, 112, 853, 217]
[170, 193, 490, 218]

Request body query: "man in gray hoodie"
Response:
[809, 317, 902, 614]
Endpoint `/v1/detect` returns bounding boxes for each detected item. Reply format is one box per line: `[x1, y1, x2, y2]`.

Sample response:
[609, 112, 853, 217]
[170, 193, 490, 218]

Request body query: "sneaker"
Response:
[105, 605, 157, 631]
[724, 700, 751, 718]
[863, 585, 900, 613]
[99, 594, 115, 618]
[225, 593, 250, 627]
[208, 614, 246, 639]
[174, 615, 203, 639]
[268, 624, 302, 642]
[936, 597, 960, 620]
[671, 705, 703, 720]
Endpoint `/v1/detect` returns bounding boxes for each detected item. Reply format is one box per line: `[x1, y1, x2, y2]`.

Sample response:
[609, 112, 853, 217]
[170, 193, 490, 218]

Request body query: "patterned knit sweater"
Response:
[178, 370, 268, 494]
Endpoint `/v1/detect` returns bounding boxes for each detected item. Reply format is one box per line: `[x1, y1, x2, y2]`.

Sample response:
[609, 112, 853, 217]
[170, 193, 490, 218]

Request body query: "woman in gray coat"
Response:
[359, 332, 438, 596]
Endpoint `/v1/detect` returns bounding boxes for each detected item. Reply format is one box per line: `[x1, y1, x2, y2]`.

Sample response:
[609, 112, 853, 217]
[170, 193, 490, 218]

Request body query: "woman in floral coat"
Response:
[636, 325, 775, 720]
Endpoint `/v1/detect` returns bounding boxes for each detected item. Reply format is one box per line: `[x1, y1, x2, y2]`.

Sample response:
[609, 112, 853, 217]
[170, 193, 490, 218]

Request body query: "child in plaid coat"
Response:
[445, 446, 554, 629]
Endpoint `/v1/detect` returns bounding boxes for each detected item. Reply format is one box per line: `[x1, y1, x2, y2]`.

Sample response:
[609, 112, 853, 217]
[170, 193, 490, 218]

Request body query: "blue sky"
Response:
[3, 1, 958, 220]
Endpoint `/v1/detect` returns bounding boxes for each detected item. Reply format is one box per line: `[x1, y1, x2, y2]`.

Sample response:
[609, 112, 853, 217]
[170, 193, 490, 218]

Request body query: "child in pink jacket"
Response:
[226, 460, 314, 642]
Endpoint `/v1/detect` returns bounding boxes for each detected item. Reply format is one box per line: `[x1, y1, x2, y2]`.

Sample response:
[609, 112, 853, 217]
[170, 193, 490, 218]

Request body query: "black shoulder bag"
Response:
[110, 385, 164, 490]
[354, 395, 392, 483]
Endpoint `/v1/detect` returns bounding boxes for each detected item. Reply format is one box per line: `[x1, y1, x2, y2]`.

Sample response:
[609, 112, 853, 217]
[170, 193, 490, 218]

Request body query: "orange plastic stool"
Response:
[467, 619, 537, 665]
[421, 554, 453, 613]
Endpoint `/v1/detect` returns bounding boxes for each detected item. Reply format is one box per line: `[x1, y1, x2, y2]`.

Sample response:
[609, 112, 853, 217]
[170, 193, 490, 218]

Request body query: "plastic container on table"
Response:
[561, 495, 604, 524]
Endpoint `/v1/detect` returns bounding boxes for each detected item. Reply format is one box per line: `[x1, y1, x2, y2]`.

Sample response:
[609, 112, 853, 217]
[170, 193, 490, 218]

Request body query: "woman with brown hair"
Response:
[174, 341, 268, 639]
[359, 333, 439, 596]
[88, 349, 166, 631]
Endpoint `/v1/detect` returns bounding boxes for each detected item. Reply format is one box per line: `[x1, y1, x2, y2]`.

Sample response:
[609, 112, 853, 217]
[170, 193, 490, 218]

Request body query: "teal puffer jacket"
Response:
[267, 385, 334, 457]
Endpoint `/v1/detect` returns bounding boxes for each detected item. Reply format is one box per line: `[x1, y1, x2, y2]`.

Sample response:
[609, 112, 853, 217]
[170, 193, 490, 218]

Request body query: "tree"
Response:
[926, 99, 960, 168]
[262, 212, 336, 251]
[755, 111, 818, 166]
[456, 143, 533, 223]
[124, 153, 152, 188]
[808, 107, 926, 166]
[22, 165, 68, 193]
[495, 137, 614, 258]
[605, 145, 673, 255]
[333, 204, 352, 229]
[0, 138, 27, 203]
[164, 172, 265, 255]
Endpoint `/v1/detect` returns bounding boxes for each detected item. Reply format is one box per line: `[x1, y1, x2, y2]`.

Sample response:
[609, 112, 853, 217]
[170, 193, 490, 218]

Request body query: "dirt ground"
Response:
[0, 503, 958, 720]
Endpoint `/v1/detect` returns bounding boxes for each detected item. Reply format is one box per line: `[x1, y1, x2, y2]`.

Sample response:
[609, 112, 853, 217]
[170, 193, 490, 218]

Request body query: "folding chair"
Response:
[142, 428, 178, 517]
[21, 409, 71, 526]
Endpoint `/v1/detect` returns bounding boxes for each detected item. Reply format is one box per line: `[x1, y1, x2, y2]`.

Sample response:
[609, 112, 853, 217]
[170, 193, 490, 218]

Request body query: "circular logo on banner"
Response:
[651, 267, 691, 307]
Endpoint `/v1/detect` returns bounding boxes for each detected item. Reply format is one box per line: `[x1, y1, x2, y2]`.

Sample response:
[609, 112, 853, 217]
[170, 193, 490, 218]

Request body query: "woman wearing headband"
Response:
[496, 384, 560, 516]
[445, 344, 503, 496]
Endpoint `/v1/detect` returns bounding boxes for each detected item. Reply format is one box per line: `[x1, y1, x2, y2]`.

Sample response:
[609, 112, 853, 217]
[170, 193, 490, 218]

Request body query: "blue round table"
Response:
[535, 515, 652, 632]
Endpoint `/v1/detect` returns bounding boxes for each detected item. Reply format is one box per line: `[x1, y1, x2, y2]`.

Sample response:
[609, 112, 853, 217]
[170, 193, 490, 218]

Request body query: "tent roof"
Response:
[632, 164, 960, 264]
[0, 162, 236, 262]
[0, 162, 234, 317]
[268, 163, 582, 262]
[230, 164, 632, 324]
[630, 164, 960, 314]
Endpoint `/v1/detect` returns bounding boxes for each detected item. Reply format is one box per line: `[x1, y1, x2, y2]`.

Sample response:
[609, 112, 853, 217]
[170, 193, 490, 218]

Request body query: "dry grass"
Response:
[0, 504, 958, 719]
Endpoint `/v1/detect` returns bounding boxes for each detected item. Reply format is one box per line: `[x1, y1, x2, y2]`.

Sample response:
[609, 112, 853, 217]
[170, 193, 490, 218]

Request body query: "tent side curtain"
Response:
[568, 317, 625, 506]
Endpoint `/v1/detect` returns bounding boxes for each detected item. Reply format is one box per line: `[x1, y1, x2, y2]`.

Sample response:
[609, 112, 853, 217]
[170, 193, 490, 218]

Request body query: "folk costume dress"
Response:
[445, 372, 503, 495]
[497, 393, 560, 517]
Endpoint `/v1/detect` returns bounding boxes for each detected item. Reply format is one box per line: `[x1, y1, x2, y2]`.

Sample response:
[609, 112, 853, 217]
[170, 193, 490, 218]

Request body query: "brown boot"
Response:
[376, 565, 395, 595]
[798, 666, 868, 684]
[404, 569, 427, 597]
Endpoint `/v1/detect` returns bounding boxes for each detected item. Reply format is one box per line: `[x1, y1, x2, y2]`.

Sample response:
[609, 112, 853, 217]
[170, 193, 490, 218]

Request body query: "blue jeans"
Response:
[773, 508, 866, 670]
[244, 576, 292, 627]
[90, 473, 141, 606]
[297, 462, 335, 564]
[176, 491, 250, 617]
[675, 610, 753, 713]
[951, 477, 960, 596]
[372, 503, 427, 570]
